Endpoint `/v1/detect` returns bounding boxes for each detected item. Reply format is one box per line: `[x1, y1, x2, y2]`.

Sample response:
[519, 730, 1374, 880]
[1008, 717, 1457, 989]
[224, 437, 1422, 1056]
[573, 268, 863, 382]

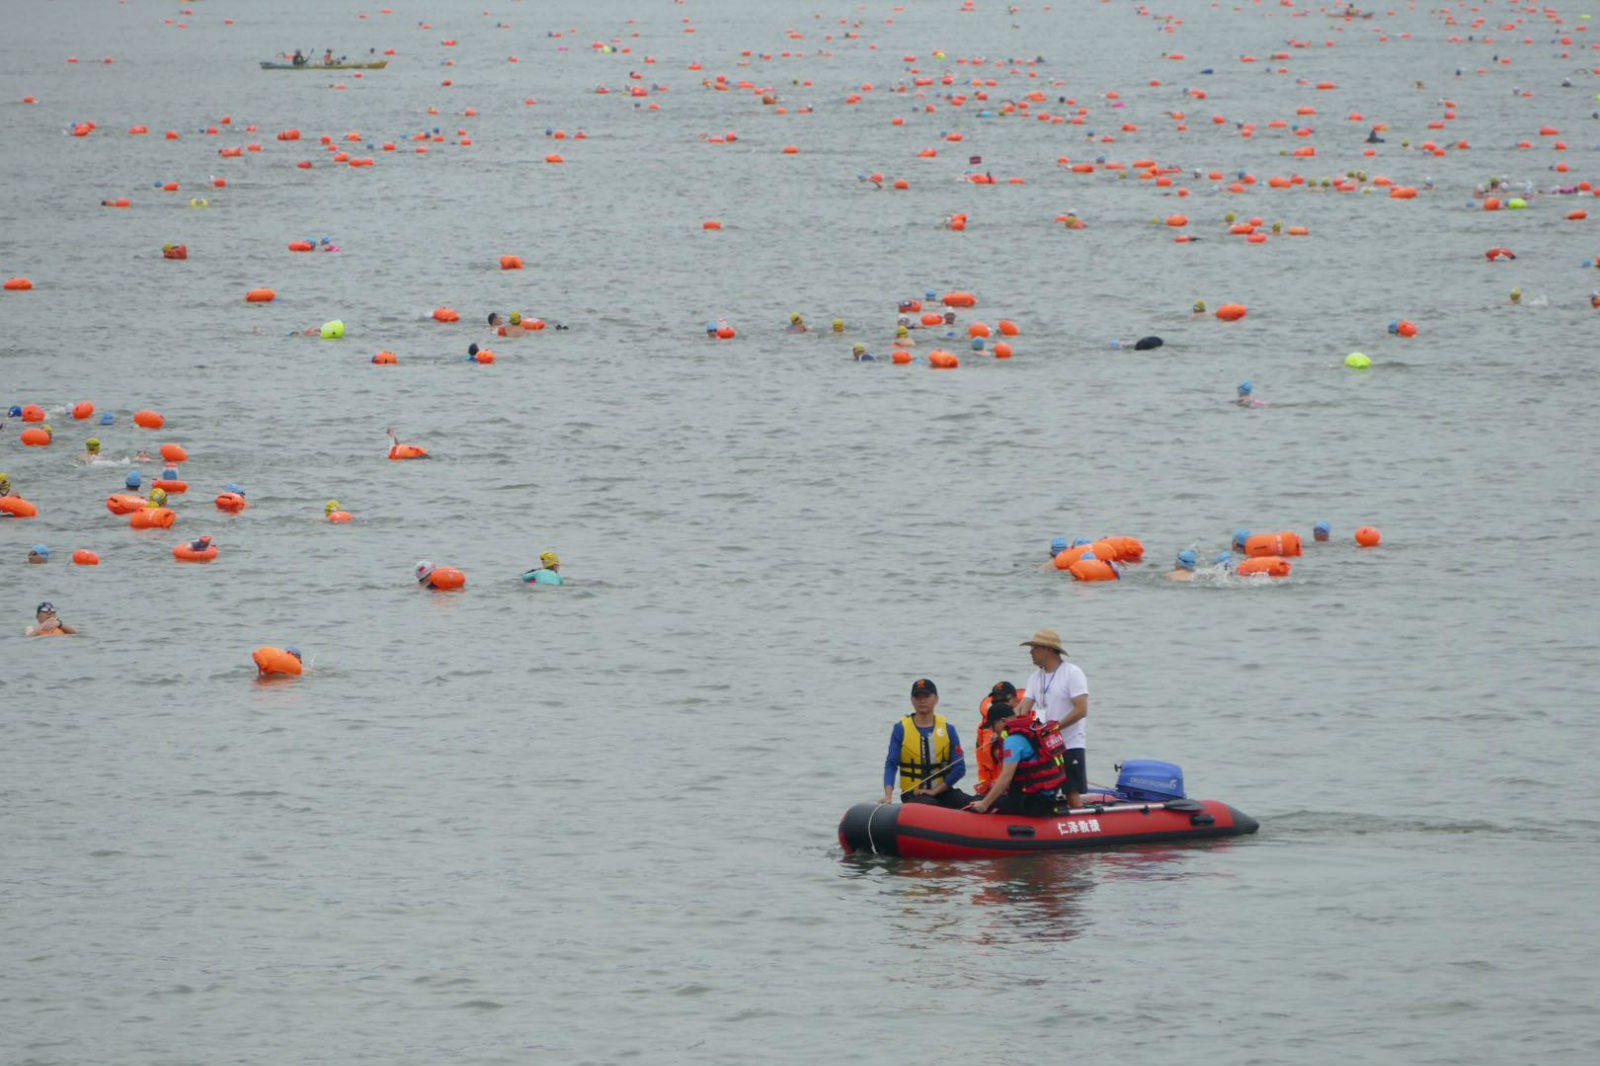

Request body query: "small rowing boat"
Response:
[260, 60, 389, 70]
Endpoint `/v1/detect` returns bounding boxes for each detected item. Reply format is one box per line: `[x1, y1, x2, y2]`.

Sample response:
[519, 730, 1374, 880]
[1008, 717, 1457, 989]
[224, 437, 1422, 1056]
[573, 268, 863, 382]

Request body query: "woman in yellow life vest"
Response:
[880, 678, 970, 808]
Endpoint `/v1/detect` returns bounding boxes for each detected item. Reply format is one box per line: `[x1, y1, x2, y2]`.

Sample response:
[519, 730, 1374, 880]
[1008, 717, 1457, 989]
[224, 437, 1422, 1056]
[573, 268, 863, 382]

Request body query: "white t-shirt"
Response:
[1026, 661, 1089, 750]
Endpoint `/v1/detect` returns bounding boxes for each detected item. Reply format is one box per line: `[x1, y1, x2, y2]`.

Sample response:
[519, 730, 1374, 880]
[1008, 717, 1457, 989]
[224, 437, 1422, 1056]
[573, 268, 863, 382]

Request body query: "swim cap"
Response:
[510, 311, 522, 324]
[1387, 320, 1400, 334]
[1193, 300, 1205, 312]
[1238, 381, 1253, 395]
[162, 467, 178, 480]
[852, 343, 865, 354]
[126, 470, 141, 489]
[705, 320, 717, 332]
[540, 551, 560, 568]
[970, 337, 984, 350]
[832, 318, 843, 330]
[99, 412, 114, 425]
[896, 326, 908, 336]
[6, 406, 19, 417]
[86, 438, 100, 450]
[1313, 519, 1331, 534]
[1176, 549, 1197, 570]
[789, 312, 801, 323]
[37, 601, 55, 613]
[414, 560, 436, 583]
[149, 487, 167, 505]
[1072, 538, 1092, 547]
[1232, 528, 1251, 548]
[1050, 537, 1068, 554]
[1213, 552, 1234, 567]
[30, 544, 49, 558]
[325, 499, 340, 514]
[925, 289, 937, 300]
[285, 646, 303, 660]
[1510, 287, 1522, 298]
[224, 483, 244, 495]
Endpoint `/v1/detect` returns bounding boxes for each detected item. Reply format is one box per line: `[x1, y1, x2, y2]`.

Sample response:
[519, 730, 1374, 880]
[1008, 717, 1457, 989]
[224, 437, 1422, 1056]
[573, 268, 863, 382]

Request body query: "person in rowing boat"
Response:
[292, 49, 307, 67]
[880, 679, 970, 808]
[1014, 628, 1089, 809]
[967, 705, 1068, 816]
[973, 681, 1025, 797]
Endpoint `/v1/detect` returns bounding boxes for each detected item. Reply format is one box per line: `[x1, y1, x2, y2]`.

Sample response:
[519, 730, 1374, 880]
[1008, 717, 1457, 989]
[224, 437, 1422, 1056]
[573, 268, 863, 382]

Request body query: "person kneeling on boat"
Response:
[968, 712, 1068, 816]
[973, 680, 1023, 797]
[881, 678, 970, 808]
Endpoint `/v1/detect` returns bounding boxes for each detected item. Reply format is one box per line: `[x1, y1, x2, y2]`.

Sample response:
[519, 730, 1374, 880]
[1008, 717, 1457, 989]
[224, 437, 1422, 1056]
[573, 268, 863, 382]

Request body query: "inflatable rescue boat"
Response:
[839, 759, 1259, 860]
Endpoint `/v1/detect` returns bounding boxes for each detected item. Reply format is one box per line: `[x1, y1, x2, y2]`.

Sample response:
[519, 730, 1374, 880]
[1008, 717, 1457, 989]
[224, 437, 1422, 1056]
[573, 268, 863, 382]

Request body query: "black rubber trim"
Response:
[838, 802, 901, 856]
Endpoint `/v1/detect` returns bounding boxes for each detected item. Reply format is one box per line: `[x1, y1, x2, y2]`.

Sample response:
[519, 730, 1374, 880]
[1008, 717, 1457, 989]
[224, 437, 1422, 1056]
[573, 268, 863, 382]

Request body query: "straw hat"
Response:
[1020, 628, 1068, 655]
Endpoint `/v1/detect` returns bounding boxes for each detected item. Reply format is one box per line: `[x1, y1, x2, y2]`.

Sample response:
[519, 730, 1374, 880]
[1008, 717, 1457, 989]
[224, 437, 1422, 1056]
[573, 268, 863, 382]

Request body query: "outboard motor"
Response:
[1115, 760, 1185, 801]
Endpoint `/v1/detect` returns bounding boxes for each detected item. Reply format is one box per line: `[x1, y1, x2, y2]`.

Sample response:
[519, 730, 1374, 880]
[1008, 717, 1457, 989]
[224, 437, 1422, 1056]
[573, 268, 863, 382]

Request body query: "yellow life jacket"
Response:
[897, 714, 951, 791]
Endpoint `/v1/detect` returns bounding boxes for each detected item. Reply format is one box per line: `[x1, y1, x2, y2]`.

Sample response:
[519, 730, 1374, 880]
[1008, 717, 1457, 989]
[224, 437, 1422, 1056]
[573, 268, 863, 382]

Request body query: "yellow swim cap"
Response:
[149, 487, 168, 505]
[896, 326, 907, 336]
[790, 312, 801, 322]
[510, 311, 522, 324]
[325, 499, 340, 514]
[86, 438, 100, 449]
[832, 318, 843, 329]
[1193, 299, 1206, 311]
[540, 551, 560, 568]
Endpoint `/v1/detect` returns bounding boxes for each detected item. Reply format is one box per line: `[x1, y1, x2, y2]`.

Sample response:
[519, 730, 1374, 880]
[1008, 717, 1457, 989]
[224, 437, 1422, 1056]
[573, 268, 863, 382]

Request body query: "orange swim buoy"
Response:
[245, 288, 276, 302]
[425, 566, 466, 590]
[129, 507, 176, 529]
[252, 646, 303, 676]
[162, 244, 188, 260]
[500, 255, 524, 270]
[997, 319, 1019, 336]
[160, 442, 188, 463]
[72, 548, 99, 565]
[214, 491, 247, 512]
[152, 478, 188, 494]
[891, 350, 912, 364]
[993, 341, 1013, 358]
[133, 409, 164, 428]
[1244, 531, 1302, 558]
[173, 541, 218, 562]
[1104, 535, 1144, 561]
[0, 495, 39, 518]
[1484, 247, 1515, 262]
[432, 307, 459, 322]
[105, 494, 146, 514]
[20, 427, 51, 446]
[1214, 303, 1248, 321]
[327, 509, 352, 523]
[920, 312, 942, 326]
[1053, 545, 1092, 570]
[1068, 558, 1120, 582]
[928, 350, 960, 369]
[715, 325, 736, 339]
[1354, 525, 1381, 547]
[4, 277, 34, 291]
[72, 401, 94, 419]
[942, 291, 977, 307]
[288, 240, 314, 252]
[1235, 556, 1291, 577]
[388, 443, 428, 460]
[21, 404, 45, 421]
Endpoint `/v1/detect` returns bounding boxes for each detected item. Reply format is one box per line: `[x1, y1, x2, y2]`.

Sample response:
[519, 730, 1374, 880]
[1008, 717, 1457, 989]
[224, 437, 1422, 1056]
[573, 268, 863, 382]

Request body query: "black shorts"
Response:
[1062, 748, 1087, 795]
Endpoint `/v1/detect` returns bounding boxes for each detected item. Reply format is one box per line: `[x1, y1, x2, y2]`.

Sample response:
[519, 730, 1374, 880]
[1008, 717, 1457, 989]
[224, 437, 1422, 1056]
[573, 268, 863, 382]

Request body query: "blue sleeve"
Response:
[944, 723, 966, 787]
[883, 722, 905, 788]
[1002, 735, 1033, 764]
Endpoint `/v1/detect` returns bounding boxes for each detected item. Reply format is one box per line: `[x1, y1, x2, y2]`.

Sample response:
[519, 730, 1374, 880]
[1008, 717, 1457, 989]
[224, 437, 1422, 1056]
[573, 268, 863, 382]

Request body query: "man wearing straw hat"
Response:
[1014, 628, 1090, 809]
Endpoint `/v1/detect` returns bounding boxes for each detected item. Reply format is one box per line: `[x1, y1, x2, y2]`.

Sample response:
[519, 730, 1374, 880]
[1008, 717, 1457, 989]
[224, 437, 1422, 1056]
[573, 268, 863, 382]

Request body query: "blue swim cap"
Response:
[1313, 519, 1331, 533]
[970, 337, 984, 350]
[31, 544, 49, 558]
[1050, 537, 1068, 554]
[704, 320, 717, 331]
[1072, 538, 1092, 547]
[6, 405, 20, 417]
[162, 467, 178, 480]
[125, 470, 141, 489]
[224, 482, 244, 495]
[1387, 320, 1400, 334]
[925, 289, 937, 300]
[1232, 528, 1250, 547]
[285, 645, 302, 660]
[1238, 381, 1253, 395]
[1214, 551, 1234, 567]
[99, 412, 115, 425]
[1176, 549, 1197, 569]
[1080, 549, 1097, 561]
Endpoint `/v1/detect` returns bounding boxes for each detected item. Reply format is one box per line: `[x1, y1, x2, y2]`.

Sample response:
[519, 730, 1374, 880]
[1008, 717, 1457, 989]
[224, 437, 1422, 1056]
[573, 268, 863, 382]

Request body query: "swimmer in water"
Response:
[27, 601, 77, 636]
[785, 312, 809, 334]
[27, 544, 49, 564]
[1191, 299, 1207, 316]
[1165, 550, 1198, 581]
[78, 437, 101, 463]
[0, 471, 10, 497]
[1366, 126, 1385, 144]
[1313, 520, 1331, 543]
[851, 342, 875, 362]
[831, 318, 845, 333]
[1509, 288, 1522, 305]
[488, 312, 503, 330]
[522, 551, 564, 585]
[148, 487, 168, 507]
[184, 534, 215, 553]
[1233, 381, 1265, 407]
[504, 311, 527, 338]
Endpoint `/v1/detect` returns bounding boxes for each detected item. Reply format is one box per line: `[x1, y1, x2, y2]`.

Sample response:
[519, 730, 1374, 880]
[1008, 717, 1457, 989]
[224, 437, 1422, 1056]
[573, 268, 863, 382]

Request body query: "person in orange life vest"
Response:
[880, 678, 970, 808]
[967, 710, 1068, 816]
[973, 680, 1026, 796]
[1014, 628, 1089, 808]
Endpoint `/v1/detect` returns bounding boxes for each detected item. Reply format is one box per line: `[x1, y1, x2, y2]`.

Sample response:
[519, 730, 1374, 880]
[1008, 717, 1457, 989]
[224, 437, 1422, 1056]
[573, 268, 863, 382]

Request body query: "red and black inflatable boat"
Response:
[838, 797, 1259, 860]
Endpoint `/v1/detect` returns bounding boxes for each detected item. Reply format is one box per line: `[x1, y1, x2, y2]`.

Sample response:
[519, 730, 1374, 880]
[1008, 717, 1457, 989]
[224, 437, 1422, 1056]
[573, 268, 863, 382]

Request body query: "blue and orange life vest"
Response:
[897, 714, 954, 792]
[994, 716, 1067, 795]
